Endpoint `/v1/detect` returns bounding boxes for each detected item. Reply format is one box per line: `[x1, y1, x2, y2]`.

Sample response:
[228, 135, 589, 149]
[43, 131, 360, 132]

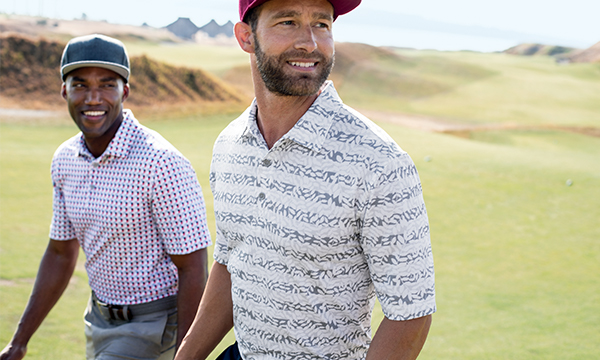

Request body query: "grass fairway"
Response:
[1, 110, 599, 359]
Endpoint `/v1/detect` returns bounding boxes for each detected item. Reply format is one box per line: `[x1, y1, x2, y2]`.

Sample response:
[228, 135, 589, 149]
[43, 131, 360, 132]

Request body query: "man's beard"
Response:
[254, 36, 334, 97]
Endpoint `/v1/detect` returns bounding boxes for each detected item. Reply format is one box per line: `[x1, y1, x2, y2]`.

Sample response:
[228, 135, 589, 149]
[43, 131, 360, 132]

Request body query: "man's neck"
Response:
[84, 111, 124, 158]
[255, 88, 319, 149]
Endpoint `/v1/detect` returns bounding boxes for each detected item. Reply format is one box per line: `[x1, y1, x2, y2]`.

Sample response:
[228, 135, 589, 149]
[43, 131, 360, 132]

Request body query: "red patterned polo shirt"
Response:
[50, 110, 211, 305]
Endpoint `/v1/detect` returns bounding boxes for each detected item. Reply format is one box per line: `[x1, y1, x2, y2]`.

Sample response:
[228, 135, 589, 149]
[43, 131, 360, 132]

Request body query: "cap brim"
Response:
[330, 0, 361, 17]
[61, 61, 130, 82]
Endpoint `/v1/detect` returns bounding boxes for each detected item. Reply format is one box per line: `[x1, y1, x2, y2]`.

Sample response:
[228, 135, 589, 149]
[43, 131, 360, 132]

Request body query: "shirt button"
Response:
[92, 162, 99, 168]
[262, 159, 272, 167]
[90, 184, 96, 190]
[258, 192, 266, 200]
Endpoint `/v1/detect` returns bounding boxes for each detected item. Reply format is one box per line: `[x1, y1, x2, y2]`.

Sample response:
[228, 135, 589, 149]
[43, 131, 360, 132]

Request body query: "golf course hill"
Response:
[503, 43, 577, 57]
[0, 33, 244, 110]
[504, 41, 600, 64]
[566, 41, 600, 63]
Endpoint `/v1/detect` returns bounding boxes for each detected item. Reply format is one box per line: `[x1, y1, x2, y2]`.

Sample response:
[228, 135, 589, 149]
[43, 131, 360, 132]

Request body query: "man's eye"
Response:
[281, 20, 294, 25]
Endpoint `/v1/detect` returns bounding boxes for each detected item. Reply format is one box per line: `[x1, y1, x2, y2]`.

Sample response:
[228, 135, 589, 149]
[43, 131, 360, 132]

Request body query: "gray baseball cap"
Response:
[60, 34, 130, 82]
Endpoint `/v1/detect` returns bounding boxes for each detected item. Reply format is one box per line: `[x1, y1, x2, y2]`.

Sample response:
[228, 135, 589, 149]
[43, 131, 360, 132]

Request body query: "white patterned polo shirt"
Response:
[211, 81, 436, 359]
[50, 110, 211, 305]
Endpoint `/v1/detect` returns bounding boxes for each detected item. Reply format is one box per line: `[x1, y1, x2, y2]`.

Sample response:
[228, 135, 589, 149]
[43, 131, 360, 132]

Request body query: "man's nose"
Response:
[294, 25, 318, 53]
[85, 88, 102, 104]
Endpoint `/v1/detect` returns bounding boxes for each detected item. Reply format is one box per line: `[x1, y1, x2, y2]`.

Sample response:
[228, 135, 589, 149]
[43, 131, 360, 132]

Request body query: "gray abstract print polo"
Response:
[210, 81, 436, 359]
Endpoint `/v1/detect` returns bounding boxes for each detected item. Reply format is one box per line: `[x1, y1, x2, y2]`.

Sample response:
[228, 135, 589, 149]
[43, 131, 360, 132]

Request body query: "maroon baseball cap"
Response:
[239, 0, 361, 22]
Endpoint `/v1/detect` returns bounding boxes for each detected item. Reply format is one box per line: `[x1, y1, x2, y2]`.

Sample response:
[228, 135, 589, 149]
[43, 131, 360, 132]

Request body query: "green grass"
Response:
[2, 109, 599, 359]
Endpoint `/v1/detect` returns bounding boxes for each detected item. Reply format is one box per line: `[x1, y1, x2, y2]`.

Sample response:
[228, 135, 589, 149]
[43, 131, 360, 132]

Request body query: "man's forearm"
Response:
[175, 262, 234, 360]
[367, 315, 432, 360]
[1, 239, 79, 360]
[174, 249, 209, 348]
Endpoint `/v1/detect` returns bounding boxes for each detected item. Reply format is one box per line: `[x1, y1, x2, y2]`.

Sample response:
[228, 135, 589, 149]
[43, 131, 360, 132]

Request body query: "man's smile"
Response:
[83, 110, 107, 119]
[288, 61, 317, 68]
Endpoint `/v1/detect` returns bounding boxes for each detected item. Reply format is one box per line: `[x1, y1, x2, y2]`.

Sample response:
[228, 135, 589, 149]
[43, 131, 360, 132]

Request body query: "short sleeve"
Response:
[360, 153, 436, 321]
[49, 155, 77, 241]
[151, 153, 211, 254]
[209, 160, 230, 266]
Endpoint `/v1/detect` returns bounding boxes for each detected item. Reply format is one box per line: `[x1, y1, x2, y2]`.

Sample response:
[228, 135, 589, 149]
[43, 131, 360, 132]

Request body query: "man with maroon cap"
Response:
[176, 0, 436, 359]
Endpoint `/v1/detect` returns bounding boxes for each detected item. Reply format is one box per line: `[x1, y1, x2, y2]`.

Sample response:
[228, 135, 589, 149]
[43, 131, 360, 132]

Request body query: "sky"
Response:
[2, 0, 599, 52]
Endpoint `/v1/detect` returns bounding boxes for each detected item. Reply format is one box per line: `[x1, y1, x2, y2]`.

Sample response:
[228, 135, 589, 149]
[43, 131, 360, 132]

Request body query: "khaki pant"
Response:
[84, 295, 177, 360]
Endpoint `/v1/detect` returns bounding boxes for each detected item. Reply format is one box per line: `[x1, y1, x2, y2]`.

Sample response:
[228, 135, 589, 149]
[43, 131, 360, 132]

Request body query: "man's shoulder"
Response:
[331, 104, 408, 161]
[221, 115, 248, 135]
[124, 118, 186, 162]
[53, 133, 83, 160]
[215, 107, 253, 144]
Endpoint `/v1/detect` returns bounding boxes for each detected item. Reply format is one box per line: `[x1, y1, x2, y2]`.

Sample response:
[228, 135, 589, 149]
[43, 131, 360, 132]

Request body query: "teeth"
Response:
[289, 62, 316, 68]
[84, 111, 105, 117]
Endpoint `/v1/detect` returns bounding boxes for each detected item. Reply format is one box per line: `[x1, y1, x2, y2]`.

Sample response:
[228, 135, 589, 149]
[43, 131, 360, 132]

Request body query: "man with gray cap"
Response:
[176, 0, 436, 359]
[0, 34, 211, 360]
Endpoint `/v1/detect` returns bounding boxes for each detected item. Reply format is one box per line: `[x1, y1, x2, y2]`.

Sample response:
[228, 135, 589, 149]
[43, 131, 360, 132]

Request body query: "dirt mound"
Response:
[0, 33, 243, 110]
[0, 33, 65, 108]
[504, 43, 577, 57]
[129, 55, 242, 105]
[567, 41, 600, 63]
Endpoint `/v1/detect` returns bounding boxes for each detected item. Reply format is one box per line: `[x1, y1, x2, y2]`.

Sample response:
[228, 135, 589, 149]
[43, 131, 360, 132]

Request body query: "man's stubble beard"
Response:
[254, 35, 334, 97]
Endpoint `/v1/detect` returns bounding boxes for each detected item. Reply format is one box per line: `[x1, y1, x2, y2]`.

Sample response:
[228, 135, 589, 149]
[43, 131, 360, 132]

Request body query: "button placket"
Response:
[257, 156, 273, 203]
[90, 160, 100, 191]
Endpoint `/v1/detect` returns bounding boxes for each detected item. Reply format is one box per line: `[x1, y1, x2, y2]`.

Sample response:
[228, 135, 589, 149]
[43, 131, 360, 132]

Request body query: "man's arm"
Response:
[366, 315, 432, 360]
[169, 249, 209, 350]
[175, 261, 234, 360]
[0, 239, 79, 360]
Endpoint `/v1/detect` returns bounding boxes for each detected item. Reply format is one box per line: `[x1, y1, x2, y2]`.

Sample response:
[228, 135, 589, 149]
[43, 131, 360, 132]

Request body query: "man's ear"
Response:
[122, 83, 130, 102]
[61, 83, 67, 100]
[235, 22, 255, 54]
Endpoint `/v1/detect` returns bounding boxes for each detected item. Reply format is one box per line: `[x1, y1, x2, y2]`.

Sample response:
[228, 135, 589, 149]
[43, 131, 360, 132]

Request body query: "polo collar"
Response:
[242, 81, 343, 153]
[77, 109, 136, 160]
